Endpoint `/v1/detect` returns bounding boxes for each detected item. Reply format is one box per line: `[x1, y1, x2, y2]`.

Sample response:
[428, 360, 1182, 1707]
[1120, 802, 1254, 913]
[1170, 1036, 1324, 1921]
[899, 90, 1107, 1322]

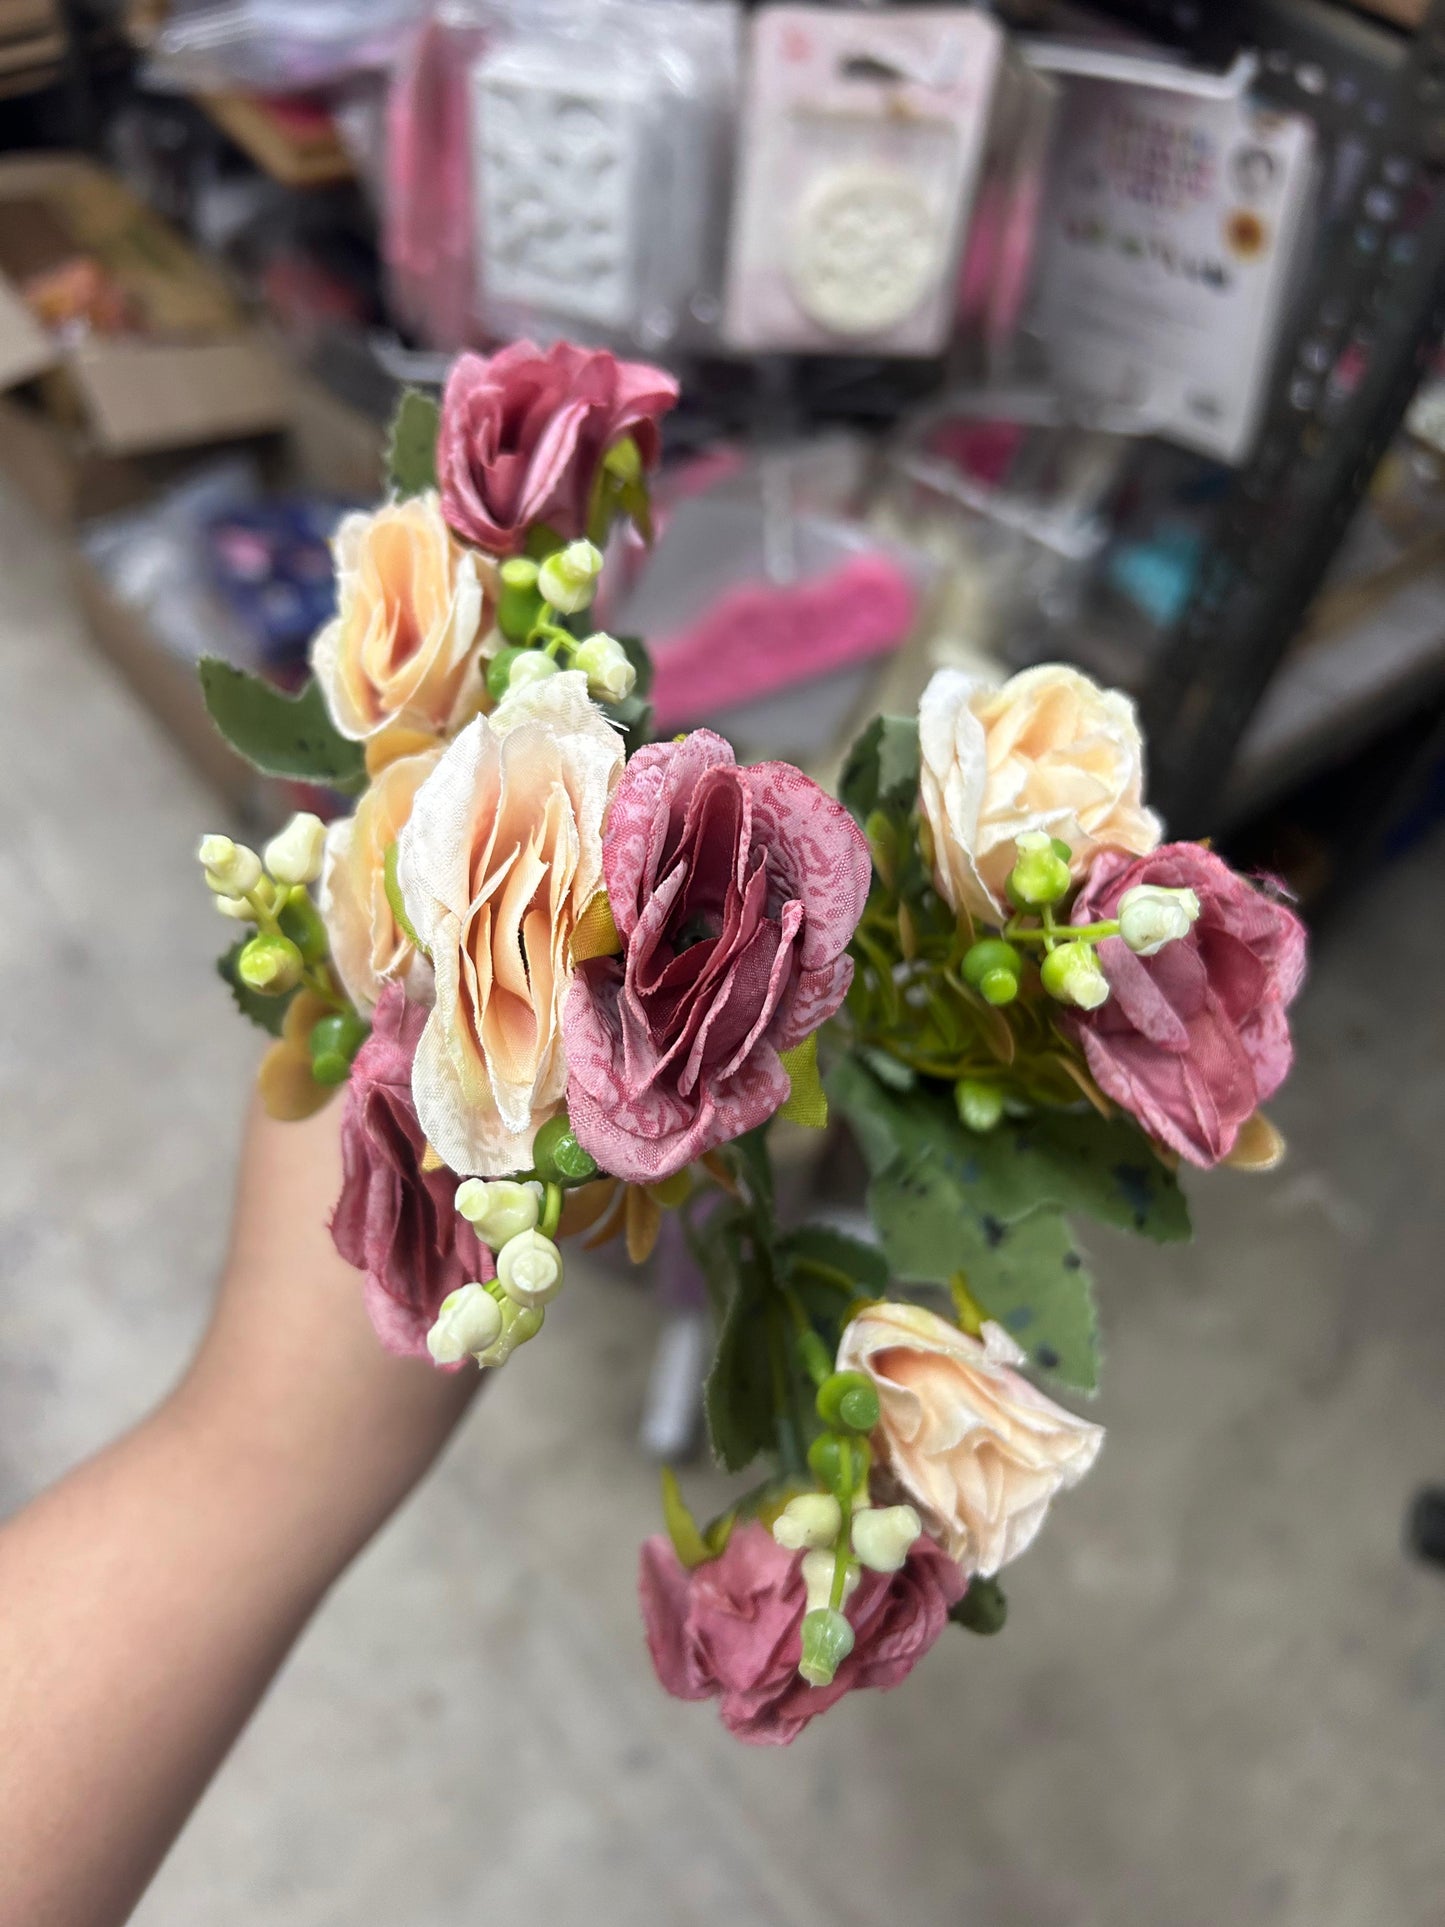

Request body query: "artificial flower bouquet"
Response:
[193, 341, 1306, 1746]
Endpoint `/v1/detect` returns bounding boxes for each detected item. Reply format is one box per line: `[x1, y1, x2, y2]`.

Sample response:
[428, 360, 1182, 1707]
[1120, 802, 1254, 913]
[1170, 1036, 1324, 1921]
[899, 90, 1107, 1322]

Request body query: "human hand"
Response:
[171, 1095, 481, 1577]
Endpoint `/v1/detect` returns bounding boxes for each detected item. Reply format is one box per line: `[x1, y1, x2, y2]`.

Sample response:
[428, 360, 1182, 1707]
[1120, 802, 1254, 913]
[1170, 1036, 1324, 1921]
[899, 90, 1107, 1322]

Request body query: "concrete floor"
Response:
[2, 473, 1444, 1927]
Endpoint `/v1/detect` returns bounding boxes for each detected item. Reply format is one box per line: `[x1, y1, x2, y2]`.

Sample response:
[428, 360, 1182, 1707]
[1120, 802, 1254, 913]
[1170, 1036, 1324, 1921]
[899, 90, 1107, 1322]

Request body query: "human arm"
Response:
[0, 1098, 478, 1927]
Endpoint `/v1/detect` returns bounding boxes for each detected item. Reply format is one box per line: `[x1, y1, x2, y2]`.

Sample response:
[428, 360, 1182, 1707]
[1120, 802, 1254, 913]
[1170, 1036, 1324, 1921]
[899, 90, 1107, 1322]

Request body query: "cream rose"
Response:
[918, 664, 1160, 922]
[836, 1301, 1104, 1577]
[320, 747, 441, 1013]
[311, 491, 495, 743]
[397, 672, 622, 1176]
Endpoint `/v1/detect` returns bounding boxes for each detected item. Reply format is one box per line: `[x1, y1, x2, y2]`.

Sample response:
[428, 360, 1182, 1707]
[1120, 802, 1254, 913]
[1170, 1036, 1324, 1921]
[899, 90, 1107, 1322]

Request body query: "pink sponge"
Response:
[649, 553, 917, 732]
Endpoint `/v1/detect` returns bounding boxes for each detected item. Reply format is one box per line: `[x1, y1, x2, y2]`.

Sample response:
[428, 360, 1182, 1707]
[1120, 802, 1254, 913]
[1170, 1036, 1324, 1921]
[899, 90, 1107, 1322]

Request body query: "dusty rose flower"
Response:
[1067, 843, 1306, 1168]
[320, 747, 441, 1013]
[312, 492, 494, 743]
[837, 1303, 1104, 1577]
[331, 984, 493, 1362]
[563, 732, 871, 1183]
[397, 672, 623, 1177]
[639, 1520, 964, 1746]
[437, 340, 678, 557]
[919, 664, 1160, 922]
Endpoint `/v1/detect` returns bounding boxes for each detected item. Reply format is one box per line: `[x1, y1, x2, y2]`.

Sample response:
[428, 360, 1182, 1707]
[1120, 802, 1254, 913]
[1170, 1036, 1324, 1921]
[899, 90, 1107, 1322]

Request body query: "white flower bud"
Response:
[198, 834, 261, 896]
[1040, 939, 1111, 1011]
[801, 1547, 860, 1615]
[426, 1282, 503, 1365]
[1117, 883, 1202, 957]
[495, 1228, 565, 1307]
[263, 812, 327, 887]
[213, 893, 255, 921]
[455, 1177, 542, 1248]
[851, 1503, 923, 1573]
[572, 632, 636, 705]
[506, 650, 561, 693]
[537, 539, 604, 615]
[772, 1493, 843, 1552]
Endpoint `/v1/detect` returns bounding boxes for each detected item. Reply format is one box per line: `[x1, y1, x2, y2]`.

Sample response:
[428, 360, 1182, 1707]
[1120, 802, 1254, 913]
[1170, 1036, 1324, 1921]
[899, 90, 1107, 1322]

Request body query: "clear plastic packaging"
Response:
[873, 397, 1127, 665]
[143, 0, 429, 94]
[384, 0, 740, 355]
[1023, 43, 1320, 464]
[723, 6, 1035, 359]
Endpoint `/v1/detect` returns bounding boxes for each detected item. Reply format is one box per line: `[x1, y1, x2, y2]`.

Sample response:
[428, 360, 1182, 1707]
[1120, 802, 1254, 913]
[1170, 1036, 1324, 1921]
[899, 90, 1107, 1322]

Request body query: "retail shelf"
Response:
[1222, 561, 1445, 821]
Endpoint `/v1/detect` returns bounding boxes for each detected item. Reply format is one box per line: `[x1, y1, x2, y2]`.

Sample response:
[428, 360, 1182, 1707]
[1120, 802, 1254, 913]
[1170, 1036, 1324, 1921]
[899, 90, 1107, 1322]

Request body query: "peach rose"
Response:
[836, 1301, 1104, 1577]
[918, 665, 1160, 922]
[311, 492, 495, 743]
[397, 671, 623, 1177]
[320, 747, 441, 1013]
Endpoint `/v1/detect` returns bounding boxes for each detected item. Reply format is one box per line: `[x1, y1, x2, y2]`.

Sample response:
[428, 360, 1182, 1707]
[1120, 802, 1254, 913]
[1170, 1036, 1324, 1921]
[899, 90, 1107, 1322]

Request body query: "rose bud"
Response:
[426, 1282, 503, 1365]
[455, 1177, 543, 1249]
[538, 539, 604, 615]
[771, 1494, 842, 1553]
[1117, 883, 1202, 957]
[494, 1229, 565, 1307]
[572, 632, 636, 704]
[1040, 940, 1110, 1010]
[264, 812, 327, 887]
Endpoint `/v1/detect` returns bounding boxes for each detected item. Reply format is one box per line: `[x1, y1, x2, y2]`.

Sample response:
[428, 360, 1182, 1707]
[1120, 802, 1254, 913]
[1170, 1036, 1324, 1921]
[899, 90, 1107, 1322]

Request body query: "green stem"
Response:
[540, 1183, 563, 1239]
[829, 1495, 854, 1611]
[1006, 917, 1120, 946]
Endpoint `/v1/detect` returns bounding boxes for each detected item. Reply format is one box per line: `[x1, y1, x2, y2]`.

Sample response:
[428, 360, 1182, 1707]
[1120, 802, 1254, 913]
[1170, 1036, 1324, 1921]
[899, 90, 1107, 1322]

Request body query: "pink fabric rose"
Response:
[639, 1521, 964, 1745]
[1068, 843, 1306, 1168]
[563, 732, 871, 1183]
[331, 983, 493, 1361]
[436, 340, 678, 556]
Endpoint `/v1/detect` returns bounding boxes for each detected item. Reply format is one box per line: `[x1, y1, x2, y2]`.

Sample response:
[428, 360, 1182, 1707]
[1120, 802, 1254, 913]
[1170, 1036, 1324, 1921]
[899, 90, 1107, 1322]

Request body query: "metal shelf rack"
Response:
[1079, 0, 1445, 832]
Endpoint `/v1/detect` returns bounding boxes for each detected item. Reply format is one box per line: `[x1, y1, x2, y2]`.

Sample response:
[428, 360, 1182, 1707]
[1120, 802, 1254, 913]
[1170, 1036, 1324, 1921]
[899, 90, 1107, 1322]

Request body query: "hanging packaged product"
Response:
[468, 0, 740, 353]
[723, 5, 1046, 359]
[1024, 45, 1319, 465]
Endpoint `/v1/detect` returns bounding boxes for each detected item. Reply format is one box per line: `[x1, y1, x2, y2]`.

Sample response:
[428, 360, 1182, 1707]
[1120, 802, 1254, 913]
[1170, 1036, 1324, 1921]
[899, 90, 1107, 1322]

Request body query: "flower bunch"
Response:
[191, 343, 1306, 1746]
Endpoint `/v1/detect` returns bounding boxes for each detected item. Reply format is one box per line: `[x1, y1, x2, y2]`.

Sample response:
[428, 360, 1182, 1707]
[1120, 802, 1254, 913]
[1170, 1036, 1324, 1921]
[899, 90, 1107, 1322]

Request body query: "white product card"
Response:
[472, 45, 650, 333]
[1028, 64, 1317, 463]
[723, 6, 1007, 358]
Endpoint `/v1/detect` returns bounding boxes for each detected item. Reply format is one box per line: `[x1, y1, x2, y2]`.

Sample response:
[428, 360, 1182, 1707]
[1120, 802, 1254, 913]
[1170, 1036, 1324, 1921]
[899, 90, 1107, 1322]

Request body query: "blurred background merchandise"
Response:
[2, 0, 1445, 914]
[3, 7, 1445, 1917]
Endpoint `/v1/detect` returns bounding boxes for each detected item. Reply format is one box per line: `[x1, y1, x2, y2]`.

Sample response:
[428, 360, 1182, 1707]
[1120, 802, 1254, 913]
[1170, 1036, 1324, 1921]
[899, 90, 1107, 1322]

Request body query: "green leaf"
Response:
[830, 1055, 1190, 1243]
[217, 938, 295, 1036]
[869, 1162, 1100, 1391]
[778, 1223, 888, 1302]
[198, 659, 366, 794]
[829, 1055, 1122, 1391]
[951, 1576, 1008, 1635]
[614, 633, 654, 701]
[602, 691, 654, 749]
[839, 714, 921, 825]
[726, 1126, 775, 1228]
[386, 388, 439, 498]
[698, 1210, 776, 1473]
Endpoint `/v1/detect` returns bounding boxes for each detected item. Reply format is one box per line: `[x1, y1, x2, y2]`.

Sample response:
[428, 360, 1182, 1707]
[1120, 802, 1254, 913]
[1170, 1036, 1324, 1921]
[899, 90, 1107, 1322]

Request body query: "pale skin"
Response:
[0, 1100, 480, 1927]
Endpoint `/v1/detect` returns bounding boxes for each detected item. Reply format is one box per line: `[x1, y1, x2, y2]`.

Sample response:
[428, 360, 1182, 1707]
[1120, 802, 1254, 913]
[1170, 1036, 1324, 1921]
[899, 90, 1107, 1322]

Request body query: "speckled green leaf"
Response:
[830, 1055, 1190, 1242]
[868, 1156, 1099, 1391]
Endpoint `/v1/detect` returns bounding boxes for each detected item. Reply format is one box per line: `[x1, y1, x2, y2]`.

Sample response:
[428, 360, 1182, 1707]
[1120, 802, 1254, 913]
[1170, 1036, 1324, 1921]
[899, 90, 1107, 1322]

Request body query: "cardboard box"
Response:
[0, 154, 293, 523]
[75, 376, 386, 817]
